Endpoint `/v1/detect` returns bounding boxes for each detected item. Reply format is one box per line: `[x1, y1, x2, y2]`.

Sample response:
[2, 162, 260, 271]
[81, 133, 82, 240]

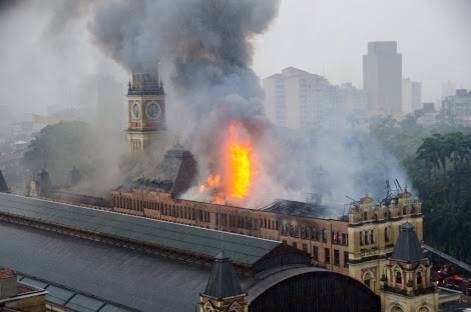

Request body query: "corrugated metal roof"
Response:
[0, 221, 236, 311]
[0, 193, 279, 265]
[17, 274, 139, 312]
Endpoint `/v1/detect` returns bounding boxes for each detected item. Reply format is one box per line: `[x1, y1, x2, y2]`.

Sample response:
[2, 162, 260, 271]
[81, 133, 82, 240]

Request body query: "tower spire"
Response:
[198, 252, 248, 312]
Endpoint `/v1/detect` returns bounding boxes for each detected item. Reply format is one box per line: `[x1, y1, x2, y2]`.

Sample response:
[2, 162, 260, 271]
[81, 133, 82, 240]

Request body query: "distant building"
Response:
[363, 42, 403, 117]
[416, 103, 438, 125]
[402, 78, 422, 114]
[441, 81, 456, 99]
[442, 89, 471, 125]
[262, 67, 365, 129]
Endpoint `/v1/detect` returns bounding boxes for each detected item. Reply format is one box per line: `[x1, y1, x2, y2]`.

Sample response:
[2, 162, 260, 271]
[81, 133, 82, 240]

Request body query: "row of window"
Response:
[362, 205, 417, 221]
[113, 197, 349, 246]
[113, 197, 210, 223]
[359, 227, 392, 246]
[280, 224, 348, 245]
[282, 241, 348, 268]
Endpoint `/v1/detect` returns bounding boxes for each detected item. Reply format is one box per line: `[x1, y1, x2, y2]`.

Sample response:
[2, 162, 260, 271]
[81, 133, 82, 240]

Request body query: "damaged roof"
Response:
[262, 199, 333, 219]
[132, 144, 197, 197]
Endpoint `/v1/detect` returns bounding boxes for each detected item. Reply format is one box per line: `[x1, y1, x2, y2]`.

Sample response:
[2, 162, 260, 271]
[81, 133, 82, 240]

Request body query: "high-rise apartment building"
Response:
[363, 42, 403, 116]
[263, 67, 365, 129]
[402, 78, 422, 114]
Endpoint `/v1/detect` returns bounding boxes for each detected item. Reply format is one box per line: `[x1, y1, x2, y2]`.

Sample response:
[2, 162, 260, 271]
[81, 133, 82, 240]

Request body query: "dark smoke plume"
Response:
[90, 0, 280, 118]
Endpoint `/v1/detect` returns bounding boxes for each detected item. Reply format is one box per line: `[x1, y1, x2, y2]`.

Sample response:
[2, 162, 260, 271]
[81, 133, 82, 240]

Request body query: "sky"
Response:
[253, 0, 471, 102]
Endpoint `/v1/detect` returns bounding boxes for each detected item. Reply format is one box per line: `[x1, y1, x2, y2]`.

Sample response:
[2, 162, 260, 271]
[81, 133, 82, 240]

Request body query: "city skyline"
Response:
[253, 0, 471, 103]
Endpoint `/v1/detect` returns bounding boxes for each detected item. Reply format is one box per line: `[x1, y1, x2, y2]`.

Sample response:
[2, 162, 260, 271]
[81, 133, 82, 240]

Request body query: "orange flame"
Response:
[198, 121, 254, 204]
[224, 123, 251, 198]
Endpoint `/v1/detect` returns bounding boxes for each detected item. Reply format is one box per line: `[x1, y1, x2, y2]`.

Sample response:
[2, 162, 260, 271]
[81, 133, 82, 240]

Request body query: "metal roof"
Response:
[262, 199, 333, 219]
[0, 220, 256, 312]
[204, 252, 243, 298]
[391, 222, 424, 262]
[17, 274, 137, 312]
[0, 193, 280, 266]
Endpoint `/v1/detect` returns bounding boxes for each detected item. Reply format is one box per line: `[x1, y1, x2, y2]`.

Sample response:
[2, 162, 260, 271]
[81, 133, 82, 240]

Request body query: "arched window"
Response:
[395, 271, 402, 285]
[417, 271, 423, 286]
[391, 306, 404, 312]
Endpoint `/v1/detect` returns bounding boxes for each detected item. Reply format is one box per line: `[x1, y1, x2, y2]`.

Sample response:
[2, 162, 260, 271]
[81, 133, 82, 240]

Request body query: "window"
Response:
[344, 251, 349, 267]
[334, 249, 340, 266]
[313, 246, 318, 261]
[363, 212, 368, 220]
[417, 271, 423, 286]
[342, 233, 347, 245]
[324, 248, 330, 263]
[364, 278, 371, 288]
[360, 231, 364, 246]
[370, 230, 375, 244]
[385, 227, 389, 242]
[282, 240, 287, 244]
[395, 271, 402, 285]
[321, 229, 327, 243]
[302, 243, 308, 252]
[365, 231, 369, 245]
[403, 207, 407, 215]
[292, 242, 298, 249]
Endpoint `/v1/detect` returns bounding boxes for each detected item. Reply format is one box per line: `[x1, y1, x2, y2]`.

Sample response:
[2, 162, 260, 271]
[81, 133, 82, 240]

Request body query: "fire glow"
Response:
[199, 121, 254, 204]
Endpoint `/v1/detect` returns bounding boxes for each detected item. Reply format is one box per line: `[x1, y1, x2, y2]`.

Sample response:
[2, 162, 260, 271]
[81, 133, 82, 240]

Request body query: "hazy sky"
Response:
[253, 0, 471, 102]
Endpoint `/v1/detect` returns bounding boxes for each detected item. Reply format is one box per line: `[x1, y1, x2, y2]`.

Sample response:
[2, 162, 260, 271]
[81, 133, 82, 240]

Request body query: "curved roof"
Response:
[0, 193, 281, 266]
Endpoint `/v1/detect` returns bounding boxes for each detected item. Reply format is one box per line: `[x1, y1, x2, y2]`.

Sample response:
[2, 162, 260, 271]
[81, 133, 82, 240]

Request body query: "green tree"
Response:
[23, 121, 100, 186]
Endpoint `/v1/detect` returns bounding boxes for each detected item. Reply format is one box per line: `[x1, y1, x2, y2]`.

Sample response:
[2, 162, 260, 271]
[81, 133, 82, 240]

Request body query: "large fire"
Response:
[198, 121, 254, 204]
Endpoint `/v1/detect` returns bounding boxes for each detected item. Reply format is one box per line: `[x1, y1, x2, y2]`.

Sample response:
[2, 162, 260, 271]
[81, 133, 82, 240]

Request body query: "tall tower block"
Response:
[127, 68, 166, 154]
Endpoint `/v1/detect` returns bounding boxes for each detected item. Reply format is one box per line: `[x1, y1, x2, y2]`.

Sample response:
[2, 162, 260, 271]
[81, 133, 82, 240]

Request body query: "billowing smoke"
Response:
[0, 0, 411, 212]
[89, 0, 278, 116]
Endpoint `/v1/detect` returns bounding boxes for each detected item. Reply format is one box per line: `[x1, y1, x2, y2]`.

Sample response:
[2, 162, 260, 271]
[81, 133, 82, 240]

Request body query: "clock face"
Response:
[132, 102, 140, 119]
[146, 102, 161, 119]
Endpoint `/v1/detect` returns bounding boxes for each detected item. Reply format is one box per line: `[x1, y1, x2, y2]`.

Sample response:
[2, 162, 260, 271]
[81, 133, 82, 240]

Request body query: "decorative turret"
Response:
[380, 223, 438, 312]
[0, 170, 9, 193]
[198, 252, 248, 312]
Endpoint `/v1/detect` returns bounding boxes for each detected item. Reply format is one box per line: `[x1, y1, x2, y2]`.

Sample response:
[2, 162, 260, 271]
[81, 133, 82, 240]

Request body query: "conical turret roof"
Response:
[391, 222, 424, 262]
[204, 252, 243, 299]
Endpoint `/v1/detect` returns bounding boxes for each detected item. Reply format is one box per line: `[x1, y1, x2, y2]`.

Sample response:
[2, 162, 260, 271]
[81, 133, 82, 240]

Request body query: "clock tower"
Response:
[127, 68, 166, 154]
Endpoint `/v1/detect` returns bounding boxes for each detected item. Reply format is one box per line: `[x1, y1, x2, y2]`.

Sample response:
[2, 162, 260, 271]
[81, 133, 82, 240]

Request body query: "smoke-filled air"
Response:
[0, 0, 412, 214]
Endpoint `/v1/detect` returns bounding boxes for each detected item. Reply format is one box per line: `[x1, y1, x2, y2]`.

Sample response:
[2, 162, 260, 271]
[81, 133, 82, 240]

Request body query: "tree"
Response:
[23, 121, 100, 186]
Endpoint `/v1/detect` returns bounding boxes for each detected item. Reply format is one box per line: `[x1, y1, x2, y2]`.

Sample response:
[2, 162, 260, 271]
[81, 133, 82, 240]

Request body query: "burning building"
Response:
[112, 71, 432, 310]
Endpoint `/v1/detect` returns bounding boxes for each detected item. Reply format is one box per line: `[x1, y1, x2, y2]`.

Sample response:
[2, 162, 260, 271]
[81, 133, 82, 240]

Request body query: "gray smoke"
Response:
[90, 0, 279, 117]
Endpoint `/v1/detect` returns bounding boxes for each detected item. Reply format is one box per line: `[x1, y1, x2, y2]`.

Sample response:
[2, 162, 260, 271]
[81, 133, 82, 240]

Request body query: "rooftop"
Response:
[262, 199, 337, 219]
[0, 193, 296, 268]
[391, 222, 424, 262]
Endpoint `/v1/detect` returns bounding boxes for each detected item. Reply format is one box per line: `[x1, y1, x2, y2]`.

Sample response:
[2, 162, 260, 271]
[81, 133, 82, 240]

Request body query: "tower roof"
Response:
[204, 252, 243, 299]
[0, 170, 8, 193]
[391, 222, 424, 262]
